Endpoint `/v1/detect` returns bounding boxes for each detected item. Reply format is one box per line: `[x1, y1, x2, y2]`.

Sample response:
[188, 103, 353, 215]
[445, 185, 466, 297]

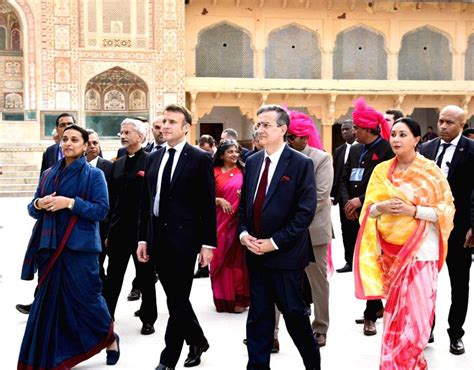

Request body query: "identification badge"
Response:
[350, 168, 364, 181]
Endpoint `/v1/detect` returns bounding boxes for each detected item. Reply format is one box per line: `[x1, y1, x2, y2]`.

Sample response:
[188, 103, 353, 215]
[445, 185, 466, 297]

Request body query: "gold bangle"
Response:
[33, 198, 41, 210]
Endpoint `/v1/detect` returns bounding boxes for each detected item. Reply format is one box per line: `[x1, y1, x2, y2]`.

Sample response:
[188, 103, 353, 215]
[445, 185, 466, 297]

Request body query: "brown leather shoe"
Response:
[314, 333, 326, 347]
[363, 319, 377, 336]
[271, 338, 280, 353]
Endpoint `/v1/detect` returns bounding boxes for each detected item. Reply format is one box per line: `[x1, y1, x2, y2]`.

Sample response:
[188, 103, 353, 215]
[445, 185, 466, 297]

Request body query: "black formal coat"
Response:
[339, 138, 394, 207]
[331, 143, 350, 205]
[420, 136, 474, 240]
[40, 143, 60, 175]
[107, 149, 148, 245]
[138, 143, 217, 256]
[95, 157, 113, 243]
[238, 145, 316, 270]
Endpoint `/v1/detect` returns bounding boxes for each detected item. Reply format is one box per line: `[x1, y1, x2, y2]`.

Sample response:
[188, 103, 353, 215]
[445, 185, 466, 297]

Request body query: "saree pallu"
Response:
[210, 167, 250, 312]
[354, 154, 454, 370]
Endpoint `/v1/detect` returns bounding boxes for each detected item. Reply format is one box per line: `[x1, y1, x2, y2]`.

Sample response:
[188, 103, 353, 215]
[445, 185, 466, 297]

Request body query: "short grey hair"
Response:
[256, 104, 290, 128]
[222, 128, 238, 140]
[86, 128, 98, 136]
[121, 118, 147, 136]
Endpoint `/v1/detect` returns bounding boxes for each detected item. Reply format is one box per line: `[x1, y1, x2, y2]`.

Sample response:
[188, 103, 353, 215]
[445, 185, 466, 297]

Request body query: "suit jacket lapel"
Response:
[170, 143, 190, 190]
[248, 152, 264, 216]
[448, 135, 467, 180]
[263, 146, 290, 210]
[425, 138, 440, 160]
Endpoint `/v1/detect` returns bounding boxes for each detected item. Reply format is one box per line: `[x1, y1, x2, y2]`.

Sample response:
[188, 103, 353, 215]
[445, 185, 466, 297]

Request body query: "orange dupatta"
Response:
[354, 153, 454, 299]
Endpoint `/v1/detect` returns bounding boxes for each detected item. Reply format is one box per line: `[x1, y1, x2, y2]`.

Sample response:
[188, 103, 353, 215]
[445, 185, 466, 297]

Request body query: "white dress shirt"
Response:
[344, 142, 354, 163]
[153, 139, 187, 217]
[88, 156, 99, 168]
[436, 132, 462, 178]
[240, 143, 286, 249]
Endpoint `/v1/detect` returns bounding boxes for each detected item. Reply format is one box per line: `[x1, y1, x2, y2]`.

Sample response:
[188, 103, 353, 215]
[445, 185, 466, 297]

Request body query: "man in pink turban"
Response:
[338, 97, 394, 336]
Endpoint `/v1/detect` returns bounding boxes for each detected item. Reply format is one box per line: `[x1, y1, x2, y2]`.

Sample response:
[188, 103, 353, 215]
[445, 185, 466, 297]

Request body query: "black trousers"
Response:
[246, 264, 320, 370]
[154, 221, 206, 367]
[103, 237, 157, 325]
[446, 233, 472, 339]
[339, 203, 360, 266]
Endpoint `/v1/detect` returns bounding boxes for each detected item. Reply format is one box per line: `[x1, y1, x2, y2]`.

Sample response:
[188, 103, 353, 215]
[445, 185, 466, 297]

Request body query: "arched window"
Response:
[196, 23, 254, 78]
[465, 34, 474, 80]
[11, 28, 21, 50]
[0, 26, 6, 50]
[399, 27, 452, 80]
[333, 26, 387, 80]
[265, 25, 321, 79]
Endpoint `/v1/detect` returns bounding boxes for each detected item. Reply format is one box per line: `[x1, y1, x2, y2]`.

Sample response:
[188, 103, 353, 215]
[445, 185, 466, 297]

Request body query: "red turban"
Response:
[352, 97, 390, 141]
[288, 110, 323, 150]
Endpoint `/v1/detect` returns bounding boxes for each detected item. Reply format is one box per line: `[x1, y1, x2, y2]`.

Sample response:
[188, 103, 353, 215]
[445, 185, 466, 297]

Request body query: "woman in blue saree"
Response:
[18, 125, 119, 369]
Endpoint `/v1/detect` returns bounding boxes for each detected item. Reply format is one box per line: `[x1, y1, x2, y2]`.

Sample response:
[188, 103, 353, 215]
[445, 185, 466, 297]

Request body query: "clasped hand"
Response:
[241, 234, 275, 255]
[376, 198, 416, 217]
[37, 192, 70, 212]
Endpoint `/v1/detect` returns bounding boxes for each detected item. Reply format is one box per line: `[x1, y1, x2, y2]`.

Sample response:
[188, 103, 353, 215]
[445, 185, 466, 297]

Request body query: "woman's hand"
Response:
[216, 197, 234, 214]
[376, 198, 416, 217]
[42, 194, 72, 212]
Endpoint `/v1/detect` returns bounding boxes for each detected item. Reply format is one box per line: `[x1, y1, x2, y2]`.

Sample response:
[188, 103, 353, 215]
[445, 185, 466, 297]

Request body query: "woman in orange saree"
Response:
[354, 118, 455, 370]
[210, 140, 250, 313]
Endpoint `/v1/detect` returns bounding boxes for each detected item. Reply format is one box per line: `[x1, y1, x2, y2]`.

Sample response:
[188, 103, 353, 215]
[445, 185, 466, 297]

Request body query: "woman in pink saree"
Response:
[354, 118, 455, 369]
[210, 140, 250, 313]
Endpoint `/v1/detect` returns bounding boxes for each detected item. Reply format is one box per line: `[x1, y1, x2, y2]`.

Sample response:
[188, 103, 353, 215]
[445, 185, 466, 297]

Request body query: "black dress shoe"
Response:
[193, 266, 209, 279]
[106, 333, 120, 365]
[450, 338, 465, 355]
[184, 342, 209, 367]
[155, 364, 175, 370]
[127, 288, 141, 301]
[16, 303, 32, 315]
[141, 323, 155, 335]
[336, 264, 352, 273]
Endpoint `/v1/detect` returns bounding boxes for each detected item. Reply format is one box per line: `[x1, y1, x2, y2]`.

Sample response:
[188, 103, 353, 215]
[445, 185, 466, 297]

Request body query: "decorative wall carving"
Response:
[104, 89, 126, 110]
[54, 25, 71, 50]
[55, 58, 71, 83]
[85, 89, 100, 110]
[4, 92, 23, 109]
[5, 61, 21, 76]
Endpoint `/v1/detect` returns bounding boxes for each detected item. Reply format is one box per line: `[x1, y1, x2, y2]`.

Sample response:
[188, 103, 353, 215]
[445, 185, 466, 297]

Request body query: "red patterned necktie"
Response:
[253, 157, 271, 236]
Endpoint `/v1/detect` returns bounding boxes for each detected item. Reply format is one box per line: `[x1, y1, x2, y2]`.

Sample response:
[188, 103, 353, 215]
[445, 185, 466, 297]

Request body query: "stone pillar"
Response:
[322, 121, 333, 154]
[453, 50, 465, 81]
[189, 91, 198, 144]
[321, 48, 333, 80]
[387, 51, 399, 80]
[255, 49, 265, 79]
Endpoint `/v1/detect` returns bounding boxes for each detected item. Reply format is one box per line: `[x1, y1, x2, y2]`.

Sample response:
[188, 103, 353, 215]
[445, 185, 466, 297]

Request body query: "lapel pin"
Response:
[459, 148, 464, 152]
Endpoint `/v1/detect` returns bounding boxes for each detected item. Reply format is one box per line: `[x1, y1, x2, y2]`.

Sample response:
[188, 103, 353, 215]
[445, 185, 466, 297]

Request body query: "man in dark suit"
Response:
[86, 129, 113, 283]
[239, 104, 319, 370]
[339, 99, 394, 336]
[420, 105, 474, 355]
[40, 112, 75, 175]
[144, 115, 166, 153]
[331, 120, 356, 273]
[103, 118, 158, 336]
[117, 116, 150, 158]
[137, 105, 216, 370]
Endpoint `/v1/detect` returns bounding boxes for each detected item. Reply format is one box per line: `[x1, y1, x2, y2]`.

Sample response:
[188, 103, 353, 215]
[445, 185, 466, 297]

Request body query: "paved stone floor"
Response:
[1, 197, 473, 369]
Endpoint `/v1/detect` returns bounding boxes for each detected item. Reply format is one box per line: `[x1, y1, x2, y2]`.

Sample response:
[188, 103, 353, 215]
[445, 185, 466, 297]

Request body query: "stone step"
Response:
[1, 164, 39, 172]
[0, 183, 37, 192]
[0, 177, 39, 185]
[0, 190, 35, 198]
[0, 170, 40, 178]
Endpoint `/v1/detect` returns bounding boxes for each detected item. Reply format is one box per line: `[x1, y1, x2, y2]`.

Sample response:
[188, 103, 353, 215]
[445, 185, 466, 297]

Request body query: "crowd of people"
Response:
[15, 99, 473, 370]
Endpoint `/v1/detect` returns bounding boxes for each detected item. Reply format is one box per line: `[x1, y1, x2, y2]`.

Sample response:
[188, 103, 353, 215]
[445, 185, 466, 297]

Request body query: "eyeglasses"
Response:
[254, 121, 279, 130]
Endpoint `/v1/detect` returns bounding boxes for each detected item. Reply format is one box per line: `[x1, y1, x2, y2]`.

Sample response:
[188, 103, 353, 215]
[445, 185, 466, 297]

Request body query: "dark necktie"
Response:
[436, 143, 451, 168]
[159, 148, 176, 218]
[153, 144, 162, 152]
[253, 157, 271, 237]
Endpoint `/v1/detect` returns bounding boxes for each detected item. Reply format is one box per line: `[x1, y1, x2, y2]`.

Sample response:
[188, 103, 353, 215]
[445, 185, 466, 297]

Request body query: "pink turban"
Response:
[352, 97, 390, 141]
[288, 110, 323, 150]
